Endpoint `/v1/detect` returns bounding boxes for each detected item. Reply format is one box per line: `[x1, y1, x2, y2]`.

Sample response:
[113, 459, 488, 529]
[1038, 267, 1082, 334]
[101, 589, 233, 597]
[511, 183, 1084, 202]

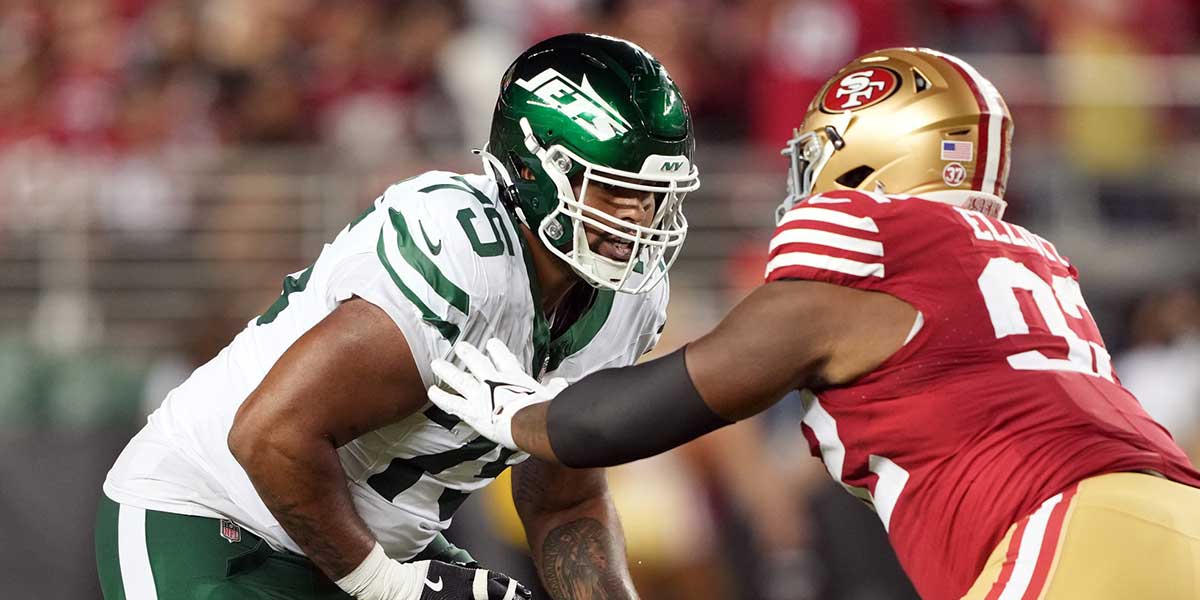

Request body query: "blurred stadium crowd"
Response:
[1, 0, 1199, 598]
[1, 0, 1198, 154]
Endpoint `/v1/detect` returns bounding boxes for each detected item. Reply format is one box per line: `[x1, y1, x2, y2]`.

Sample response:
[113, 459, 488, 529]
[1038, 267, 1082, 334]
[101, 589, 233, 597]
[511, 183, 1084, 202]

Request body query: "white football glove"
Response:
[428, 338, 566, 450]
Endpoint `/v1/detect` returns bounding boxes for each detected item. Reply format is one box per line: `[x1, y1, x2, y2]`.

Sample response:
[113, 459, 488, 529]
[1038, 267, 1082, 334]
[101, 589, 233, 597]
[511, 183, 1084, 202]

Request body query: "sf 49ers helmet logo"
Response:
[821, 68, 901, 112]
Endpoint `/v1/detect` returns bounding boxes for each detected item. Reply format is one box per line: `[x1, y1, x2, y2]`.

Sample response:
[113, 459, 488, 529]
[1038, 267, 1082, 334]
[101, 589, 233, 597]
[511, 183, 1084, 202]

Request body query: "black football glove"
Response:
[416, 559, 532, 600]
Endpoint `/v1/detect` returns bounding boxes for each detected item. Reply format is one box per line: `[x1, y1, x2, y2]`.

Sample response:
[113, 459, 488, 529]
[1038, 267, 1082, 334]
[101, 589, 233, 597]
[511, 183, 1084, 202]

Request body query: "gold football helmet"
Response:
[778, 48, 1013, 221]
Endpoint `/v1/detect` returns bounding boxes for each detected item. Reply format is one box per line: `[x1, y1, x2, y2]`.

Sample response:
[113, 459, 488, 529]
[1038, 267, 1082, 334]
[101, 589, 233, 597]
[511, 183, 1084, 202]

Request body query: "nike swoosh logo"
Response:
[486, 380, 537, 397]
[484, 379, 536, 413]
[424, 576, 443, 592]
[419, 221, 443, 255]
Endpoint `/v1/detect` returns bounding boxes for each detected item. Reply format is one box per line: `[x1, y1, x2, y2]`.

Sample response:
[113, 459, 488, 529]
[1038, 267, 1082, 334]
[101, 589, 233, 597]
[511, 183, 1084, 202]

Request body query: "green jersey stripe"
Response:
[419, 176, 493, 206]
[436, 489, 471, 521]
[546, 289, 616, 372]
[366, 437, 497, 501]
[387, 208, 471, 316]
[513, 224, 552, 377]
[475, 448, 518, 480]
[375, 230, 461, 343]
[434, 445, 517, 520]
[423, 405, 461, 430]
[256, 264, 315, 326]
[347, 201, 379, 231]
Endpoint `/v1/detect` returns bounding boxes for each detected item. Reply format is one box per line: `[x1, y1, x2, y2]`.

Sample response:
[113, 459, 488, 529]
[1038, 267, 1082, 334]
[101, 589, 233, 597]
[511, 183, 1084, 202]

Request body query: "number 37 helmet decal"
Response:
[779, 48, 1013, 222]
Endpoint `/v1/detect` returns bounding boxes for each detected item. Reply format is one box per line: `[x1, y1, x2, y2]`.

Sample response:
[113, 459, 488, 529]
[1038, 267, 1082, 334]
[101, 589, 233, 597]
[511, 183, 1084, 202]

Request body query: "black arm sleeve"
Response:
[546, 347, 732, 468]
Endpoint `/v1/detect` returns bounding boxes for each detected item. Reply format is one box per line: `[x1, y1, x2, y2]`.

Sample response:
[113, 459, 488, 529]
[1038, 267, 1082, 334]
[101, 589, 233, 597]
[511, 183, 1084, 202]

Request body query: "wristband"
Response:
[335, 542, 420, 600]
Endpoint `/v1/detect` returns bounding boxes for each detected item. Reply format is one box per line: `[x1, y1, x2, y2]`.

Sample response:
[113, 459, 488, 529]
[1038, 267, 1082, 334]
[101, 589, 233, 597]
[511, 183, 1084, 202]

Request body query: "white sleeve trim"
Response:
[766, 252, 885, 279]
[778, 207, 879, 232]
[768, 228, 884, 256]
[904, 311, 925, 345]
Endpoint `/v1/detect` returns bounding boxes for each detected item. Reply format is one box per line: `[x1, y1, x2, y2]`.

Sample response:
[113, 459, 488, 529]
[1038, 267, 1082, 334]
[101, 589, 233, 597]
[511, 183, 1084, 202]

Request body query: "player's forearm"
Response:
[522, 490, 638, 600]
[513, 348, 731, 468]
[511, 402, 557, 461]
[513, 460, 637, 600]
[230, 428, 375, 579]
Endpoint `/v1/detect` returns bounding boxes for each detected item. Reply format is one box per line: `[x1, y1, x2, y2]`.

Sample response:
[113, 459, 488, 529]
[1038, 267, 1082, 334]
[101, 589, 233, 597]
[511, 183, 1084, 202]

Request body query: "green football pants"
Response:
[95, 495, 473, 599]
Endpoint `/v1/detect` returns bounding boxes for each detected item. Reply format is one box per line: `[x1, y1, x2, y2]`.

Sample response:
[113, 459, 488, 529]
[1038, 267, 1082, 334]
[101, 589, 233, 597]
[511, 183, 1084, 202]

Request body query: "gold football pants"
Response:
[962, 472, 1200, 600]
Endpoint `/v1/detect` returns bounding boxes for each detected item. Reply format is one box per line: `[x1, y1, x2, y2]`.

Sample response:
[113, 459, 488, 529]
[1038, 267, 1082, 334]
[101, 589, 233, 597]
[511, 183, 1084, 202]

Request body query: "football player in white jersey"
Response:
[96, 33, 699, 600]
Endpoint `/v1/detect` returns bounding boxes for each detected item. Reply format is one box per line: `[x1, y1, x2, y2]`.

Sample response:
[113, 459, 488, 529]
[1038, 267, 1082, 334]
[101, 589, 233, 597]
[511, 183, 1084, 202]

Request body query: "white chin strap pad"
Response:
[567, 219, 629, 285]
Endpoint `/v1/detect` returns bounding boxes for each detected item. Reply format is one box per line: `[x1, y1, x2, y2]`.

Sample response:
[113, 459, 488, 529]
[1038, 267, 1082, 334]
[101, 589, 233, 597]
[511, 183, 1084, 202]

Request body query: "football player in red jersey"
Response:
[427, 48, 1200, 600]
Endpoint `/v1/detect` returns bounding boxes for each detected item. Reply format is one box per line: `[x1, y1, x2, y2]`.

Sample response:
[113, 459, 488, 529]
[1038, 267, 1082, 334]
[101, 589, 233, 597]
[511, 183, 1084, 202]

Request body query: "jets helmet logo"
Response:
[516, 68, 632, 141]
[821, 68, 900, 112]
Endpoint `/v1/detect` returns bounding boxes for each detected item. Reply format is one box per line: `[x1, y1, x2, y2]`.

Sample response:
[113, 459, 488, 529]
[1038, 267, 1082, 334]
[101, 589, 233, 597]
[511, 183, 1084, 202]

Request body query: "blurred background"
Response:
[1, 0, 1198, 598]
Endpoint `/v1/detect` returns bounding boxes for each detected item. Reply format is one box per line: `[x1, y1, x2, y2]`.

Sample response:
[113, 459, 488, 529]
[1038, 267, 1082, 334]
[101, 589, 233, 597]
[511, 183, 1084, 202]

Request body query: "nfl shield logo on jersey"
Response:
[219, 519, 242, 543]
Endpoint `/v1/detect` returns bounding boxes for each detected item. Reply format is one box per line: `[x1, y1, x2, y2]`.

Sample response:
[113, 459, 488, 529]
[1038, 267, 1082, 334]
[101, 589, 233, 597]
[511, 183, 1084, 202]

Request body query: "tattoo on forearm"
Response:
[541, 518, 633, 600]
[512, 458, 553, 512]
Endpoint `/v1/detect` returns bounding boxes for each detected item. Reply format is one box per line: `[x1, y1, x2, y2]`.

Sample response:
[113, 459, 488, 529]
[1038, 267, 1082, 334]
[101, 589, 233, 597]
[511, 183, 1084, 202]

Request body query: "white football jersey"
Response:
[103, 171, 668, 559]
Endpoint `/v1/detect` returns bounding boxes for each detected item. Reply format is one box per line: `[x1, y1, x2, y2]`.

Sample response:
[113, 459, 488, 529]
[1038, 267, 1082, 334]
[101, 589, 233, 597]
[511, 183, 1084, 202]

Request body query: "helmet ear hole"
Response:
[912, 68, 930, 93]
[836, 165, 875, 188]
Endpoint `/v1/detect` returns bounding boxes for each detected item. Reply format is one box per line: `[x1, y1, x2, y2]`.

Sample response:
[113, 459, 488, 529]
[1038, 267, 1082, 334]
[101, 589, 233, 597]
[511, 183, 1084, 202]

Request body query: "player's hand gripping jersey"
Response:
[104, 171, 667, 560]
[766, 190, 1200, 600]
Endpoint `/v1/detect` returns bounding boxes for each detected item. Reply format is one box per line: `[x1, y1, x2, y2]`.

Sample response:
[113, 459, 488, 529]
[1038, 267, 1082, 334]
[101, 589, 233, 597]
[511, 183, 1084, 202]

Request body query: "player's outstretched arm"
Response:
[513, 460, 638, 600]
[431, 280, 916, 466]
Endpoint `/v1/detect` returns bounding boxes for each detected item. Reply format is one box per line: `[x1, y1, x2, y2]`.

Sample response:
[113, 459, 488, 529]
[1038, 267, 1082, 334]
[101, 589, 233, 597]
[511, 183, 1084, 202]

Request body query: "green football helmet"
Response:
[480, 33, 699, 294]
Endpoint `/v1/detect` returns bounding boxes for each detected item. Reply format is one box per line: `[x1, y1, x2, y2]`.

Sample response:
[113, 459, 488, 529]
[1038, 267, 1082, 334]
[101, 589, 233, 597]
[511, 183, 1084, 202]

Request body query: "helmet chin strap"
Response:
[480, 141, 631, 288]
[475, 146, 532, 227]
[474, 146, 515, 187]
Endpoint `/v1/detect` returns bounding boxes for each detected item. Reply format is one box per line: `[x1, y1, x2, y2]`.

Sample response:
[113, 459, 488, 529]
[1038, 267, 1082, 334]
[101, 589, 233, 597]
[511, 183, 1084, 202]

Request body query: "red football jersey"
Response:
[765, 190, 1200, 600]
